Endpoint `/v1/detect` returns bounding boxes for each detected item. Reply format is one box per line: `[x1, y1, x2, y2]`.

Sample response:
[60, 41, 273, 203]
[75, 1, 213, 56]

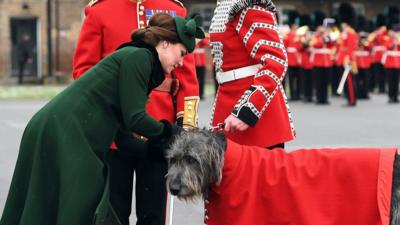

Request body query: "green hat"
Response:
[174, 15, 205, 53]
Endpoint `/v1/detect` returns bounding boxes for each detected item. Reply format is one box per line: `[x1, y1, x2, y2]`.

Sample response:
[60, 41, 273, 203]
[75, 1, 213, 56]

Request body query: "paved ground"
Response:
[0, 92, 399, 224]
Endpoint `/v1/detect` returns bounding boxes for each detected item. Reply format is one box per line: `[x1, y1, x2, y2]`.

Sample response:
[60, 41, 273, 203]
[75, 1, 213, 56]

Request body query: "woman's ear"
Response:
[162, 40, 169, 49]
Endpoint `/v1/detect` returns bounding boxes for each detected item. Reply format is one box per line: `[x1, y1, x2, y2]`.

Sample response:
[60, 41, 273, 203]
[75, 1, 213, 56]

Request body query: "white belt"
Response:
[193, 48, 206, 54]
[312, 48, 332, 54]
[216, 64, 262, 84]
[354, 51, 370, 56]
[287, 47, 298, 53]
[372, 46, 386, 53]
[381, 51, 400, 64]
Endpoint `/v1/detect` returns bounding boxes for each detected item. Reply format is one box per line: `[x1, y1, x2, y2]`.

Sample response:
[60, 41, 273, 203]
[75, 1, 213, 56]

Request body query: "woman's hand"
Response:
[224, 115, 249, 132]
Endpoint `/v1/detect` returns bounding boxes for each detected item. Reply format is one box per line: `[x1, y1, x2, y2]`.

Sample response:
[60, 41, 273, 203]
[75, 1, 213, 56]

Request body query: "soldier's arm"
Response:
[230, 5, 287, 127]
[72, 6, 103, 79]
[173, 53, 199, 128]
[173, 1, 200, 128]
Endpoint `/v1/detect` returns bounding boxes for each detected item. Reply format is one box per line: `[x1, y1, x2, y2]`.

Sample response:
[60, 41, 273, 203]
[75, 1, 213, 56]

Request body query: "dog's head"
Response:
[166, 128, 226, 201]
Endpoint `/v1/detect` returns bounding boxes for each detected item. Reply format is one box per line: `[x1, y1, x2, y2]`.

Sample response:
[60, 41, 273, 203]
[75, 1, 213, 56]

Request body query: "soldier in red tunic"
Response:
[381, 11, 400, 103]
[72, 0, 199, 224]
[310, 12, 333, 105]
[368, 14, 390, 93]
[354, 34, 372, 99]
[209, 0, 295, 150]
[194, 35, 211, 100]
[283, 11, 302, 101]
[336, 3, 359, 106]
[296, 15, 314, 102]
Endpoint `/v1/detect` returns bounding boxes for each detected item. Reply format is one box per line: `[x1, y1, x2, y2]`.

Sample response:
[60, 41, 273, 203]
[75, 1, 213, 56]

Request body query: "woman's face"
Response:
[157, 41, 188, 74]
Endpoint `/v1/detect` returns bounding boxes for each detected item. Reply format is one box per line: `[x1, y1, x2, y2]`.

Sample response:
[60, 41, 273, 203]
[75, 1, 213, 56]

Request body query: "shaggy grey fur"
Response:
[165, 128, 226, 201]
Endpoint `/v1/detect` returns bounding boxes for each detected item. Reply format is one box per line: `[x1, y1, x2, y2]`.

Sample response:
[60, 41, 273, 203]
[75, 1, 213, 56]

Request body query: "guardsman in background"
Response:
[72, 0, 199, 224]
[284, 10, 302, 101]
[330, 20, 342, 97]
[194, 32, 211, 100]
[336, 3, 359, 106]
[354, 33, 372, 99]
[381, 6, 400, 103]
[297, 14, 314, 102]
[368, 14, 390, 93]
[310, 11, 333, 105]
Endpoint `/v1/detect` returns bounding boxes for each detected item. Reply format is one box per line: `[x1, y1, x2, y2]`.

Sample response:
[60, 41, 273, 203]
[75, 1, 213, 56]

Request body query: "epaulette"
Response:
[87, 0, 100, 7]
[228, 0, 276, 21]
[170, 0, 185, 8]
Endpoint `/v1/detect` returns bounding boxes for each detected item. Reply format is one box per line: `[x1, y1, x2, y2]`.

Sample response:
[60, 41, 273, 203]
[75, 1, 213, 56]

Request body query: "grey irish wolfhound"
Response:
[166, 128, 400, 224]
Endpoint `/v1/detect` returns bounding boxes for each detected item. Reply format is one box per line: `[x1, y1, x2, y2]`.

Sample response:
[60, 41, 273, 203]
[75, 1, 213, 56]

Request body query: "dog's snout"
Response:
[169, 182, 181, 196]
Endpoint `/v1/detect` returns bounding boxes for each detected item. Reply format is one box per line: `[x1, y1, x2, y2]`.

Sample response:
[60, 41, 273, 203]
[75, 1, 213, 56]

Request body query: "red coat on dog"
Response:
[205, 139, 397, 225]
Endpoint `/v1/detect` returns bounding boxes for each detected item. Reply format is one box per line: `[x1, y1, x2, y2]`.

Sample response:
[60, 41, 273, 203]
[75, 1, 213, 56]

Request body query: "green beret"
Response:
[174, 15, 205, 53]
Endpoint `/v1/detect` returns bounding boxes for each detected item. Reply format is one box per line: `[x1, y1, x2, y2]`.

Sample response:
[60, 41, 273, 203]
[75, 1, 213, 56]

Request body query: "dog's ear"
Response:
[214, 132, 227, 152]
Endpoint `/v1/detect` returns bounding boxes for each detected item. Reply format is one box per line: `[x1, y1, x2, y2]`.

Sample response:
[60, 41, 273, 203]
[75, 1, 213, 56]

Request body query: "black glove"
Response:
[114, 128, 148, 158]
[147, 120, 183, 161]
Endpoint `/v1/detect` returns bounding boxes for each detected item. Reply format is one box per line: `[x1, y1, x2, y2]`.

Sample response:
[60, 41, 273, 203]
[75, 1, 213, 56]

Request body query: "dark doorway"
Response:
[10, 17, 39, 81]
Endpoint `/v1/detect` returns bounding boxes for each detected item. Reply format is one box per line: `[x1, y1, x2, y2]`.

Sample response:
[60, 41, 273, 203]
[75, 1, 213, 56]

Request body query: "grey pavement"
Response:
[0, 92, 399, 224]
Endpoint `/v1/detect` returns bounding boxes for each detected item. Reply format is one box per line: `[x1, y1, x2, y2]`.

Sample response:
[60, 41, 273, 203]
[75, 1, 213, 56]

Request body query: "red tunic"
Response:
[354, 50, 372, 69]
[336, 29, 359, 66]
[73, 0, 198, 124]
[283, 31, 301, 67]
[370, 30, 392, 64]
[310, 34, 333, 68]
[194, 38, 210, 67]
[382, 37, 400, 69]
[209, 0, 295, 147]
[205, 139, 397, 225]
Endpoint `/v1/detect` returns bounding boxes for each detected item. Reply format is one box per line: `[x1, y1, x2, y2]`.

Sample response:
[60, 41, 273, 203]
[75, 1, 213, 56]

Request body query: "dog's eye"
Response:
[186, 157, 197, 164]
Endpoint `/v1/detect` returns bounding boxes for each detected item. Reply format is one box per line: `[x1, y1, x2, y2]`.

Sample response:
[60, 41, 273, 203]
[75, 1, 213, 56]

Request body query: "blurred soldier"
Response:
[381, 6, 400, 103]
[368, 14, 390, 93]
[72, 0, 199, 225]
[310, 11, 333, 104]
[330, 21, 342, 97]
[194, 34, 210, 100]
[354, 33, 372, 99]
[297, 15, 314, 102]
[284, 10, 302, 100]
[336, 3, 359, 106]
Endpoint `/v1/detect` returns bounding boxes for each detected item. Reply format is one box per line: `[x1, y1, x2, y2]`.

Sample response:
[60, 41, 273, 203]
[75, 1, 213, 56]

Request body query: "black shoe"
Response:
[389, 98, 399, 103]
[316, 101, 330, 105]
[304, 98, 313, 103]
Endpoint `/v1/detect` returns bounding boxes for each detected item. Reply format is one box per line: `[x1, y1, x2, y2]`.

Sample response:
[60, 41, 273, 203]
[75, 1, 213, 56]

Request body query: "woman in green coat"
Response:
[0, 13, 204, 225]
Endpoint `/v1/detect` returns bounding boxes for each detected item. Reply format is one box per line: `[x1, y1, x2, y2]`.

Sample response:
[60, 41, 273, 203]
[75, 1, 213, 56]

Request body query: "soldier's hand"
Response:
[224, 115, 249, 132]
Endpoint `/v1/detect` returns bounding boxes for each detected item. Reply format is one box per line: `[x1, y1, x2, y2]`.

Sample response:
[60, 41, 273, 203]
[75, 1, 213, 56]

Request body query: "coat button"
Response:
[140, 5, 145, 10]
[139, 11, 144, 16]
[139, 20, 144, 25]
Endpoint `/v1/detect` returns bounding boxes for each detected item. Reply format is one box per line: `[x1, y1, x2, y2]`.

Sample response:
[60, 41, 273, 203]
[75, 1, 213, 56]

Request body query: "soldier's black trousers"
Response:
[109, 150, 167, 225]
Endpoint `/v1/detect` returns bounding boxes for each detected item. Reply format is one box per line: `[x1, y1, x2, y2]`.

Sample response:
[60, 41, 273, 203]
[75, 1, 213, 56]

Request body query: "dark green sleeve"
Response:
[118, 48, 163, 138]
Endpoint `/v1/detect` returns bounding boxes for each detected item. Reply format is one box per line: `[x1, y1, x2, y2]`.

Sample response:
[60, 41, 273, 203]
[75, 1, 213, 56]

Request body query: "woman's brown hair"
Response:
[131, 13, 181, 47]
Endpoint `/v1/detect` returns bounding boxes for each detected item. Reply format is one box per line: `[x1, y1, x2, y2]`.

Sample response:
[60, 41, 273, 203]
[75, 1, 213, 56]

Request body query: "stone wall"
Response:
[0, 0, 85, 82]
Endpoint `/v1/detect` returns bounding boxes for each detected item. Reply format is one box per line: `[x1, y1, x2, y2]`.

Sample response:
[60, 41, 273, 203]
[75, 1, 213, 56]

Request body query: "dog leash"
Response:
[210, 122, 225, 132]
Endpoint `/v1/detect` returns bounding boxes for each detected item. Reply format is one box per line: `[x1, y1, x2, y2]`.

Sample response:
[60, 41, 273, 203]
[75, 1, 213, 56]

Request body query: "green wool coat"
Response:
[0, 46, 165, 225]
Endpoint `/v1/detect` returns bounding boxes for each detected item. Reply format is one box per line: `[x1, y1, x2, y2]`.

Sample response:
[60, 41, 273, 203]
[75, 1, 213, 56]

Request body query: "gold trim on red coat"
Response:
[182, 96, 199, 128]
